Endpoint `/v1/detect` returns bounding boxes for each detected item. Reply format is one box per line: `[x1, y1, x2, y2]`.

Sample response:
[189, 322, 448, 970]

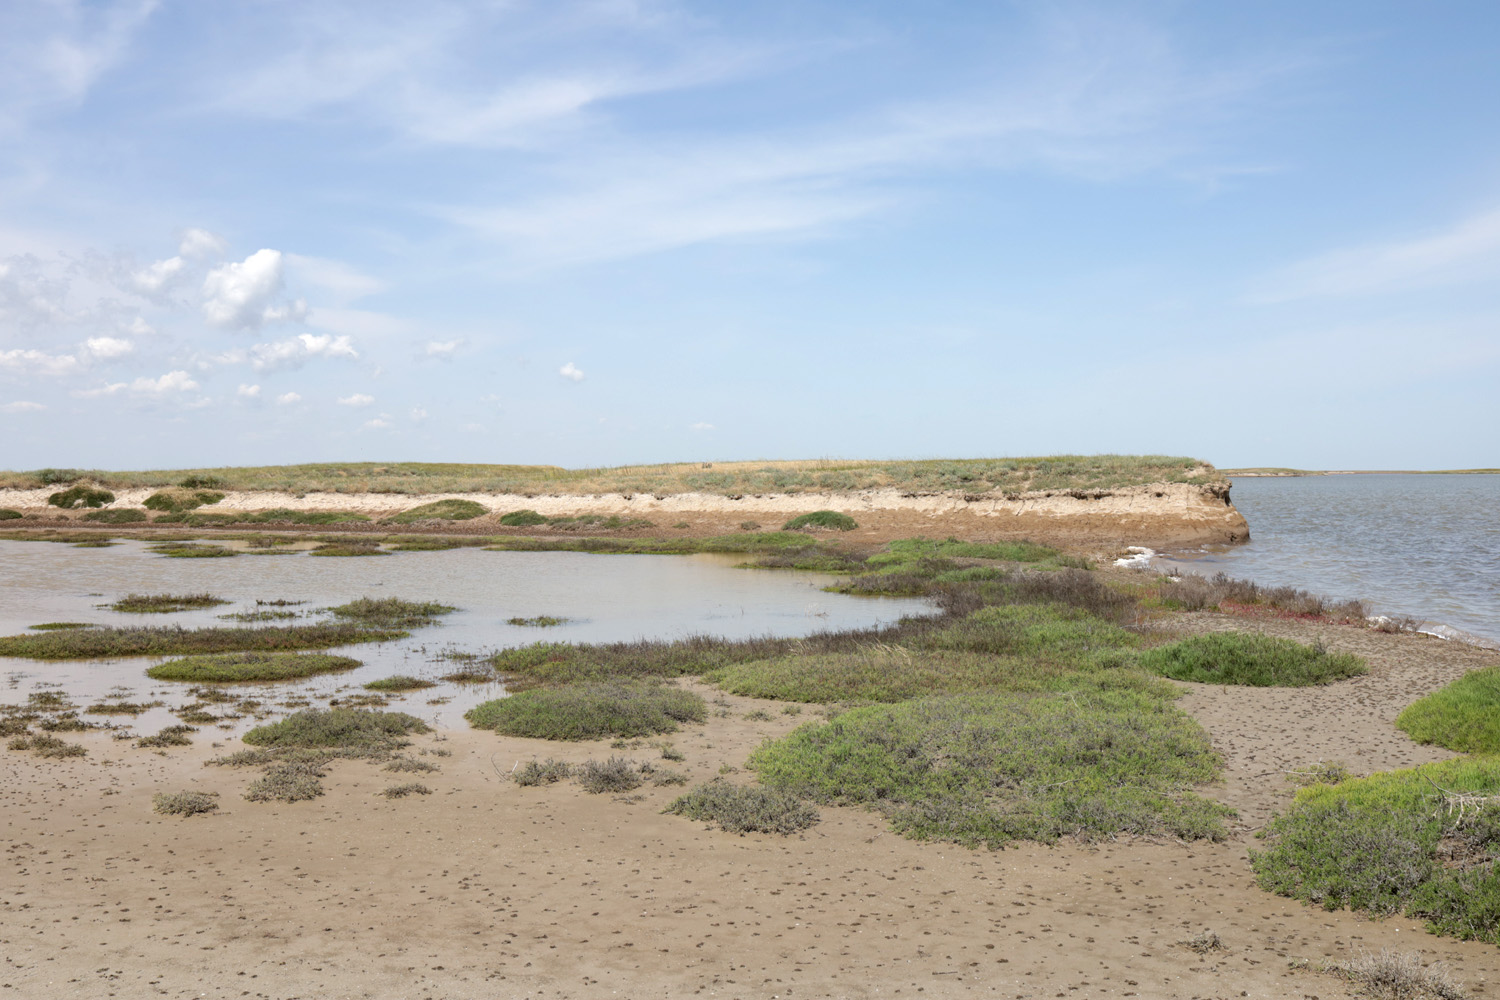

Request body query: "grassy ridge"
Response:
[0, 455, 1218, 495]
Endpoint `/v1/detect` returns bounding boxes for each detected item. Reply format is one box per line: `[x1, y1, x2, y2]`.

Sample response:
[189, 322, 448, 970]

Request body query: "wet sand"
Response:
[4, 618, 1499, 999]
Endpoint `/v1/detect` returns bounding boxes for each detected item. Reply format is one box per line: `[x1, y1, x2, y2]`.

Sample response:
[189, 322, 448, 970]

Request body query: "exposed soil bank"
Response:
[0, 480, 1249, 548]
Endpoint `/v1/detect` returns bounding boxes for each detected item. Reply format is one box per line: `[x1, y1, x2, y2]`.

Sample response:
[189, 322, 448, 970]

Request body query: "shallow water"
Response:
[1159, 474, 1500, 643]
[0, 540, 931, 732]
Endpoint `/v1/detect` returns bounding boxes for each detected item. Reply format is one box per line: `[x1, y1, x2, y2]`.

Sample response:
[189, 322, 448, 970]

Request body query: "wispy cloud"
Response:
[559, 361, 585, 381]
[1, 400, 46, 413]
[338, 392, 374, 407]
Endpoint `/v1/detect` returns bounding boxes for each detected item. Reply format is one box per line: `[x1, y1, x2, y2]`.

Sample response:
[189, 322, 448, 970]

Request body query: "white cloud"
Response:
[237, 383, 261, 398]
[250, 333, 358, 372]
[75, 369, 198, 398]
[131, 255, 185, 294]
[1, 400, 45, 413]
[338, 392, 375, 407]
[690, 421, 715, 431]
[424, 339, 460, 358]
[0, 348, 80, 376]
[1252, 206, 1500, 303]
[363, 415, 392, 429]
[178, 228, 227, 259]
[559, 361, 585, 381]
[84, 336, 133, 359]
[276, 391, 301, 405]
[126, 316, 154, 336]
[202, 248, 307, 329]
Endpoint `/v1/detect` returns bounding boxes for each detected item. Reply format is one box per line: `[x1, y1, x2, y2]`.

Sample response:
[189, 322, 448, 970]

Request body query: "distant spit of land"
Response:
[1223, 467, 1500, 476]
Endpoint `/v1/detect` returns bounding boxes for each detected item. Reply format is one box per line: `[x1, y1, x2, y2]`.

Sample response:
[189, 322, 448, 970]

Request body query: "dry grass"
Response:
[1332, 949, 1466, 1000]
[152, 791, 220, 816]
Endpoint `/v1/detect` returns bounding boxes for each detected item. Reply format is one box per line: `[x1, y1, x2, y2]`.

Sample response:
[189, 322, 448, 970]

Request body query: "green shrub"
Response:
[178, 475, 225, 489]
[917, 603, 1139, 665]
[33, 468, 85, 485]
[466, 681, 706, 740]
[0, 622, 406, 659]
[81, 508, 148, 523]
[385, 498, 488, 523]
[499, 509, 549, 526]
[0, 509, 22, 520]
[577, 757, 643, 793]
[364, 675, 436, 692]
[243, 708, 429, 750]
[149, 542, 237, 558]
[47, 485, 114, 509]
[666, 782, 820, 835]
[143, 488, 225, 512]
[329, 597, 456, 628]
[507, 616, 568, 627]
[310, 541, 387, 557]
[750, 688, 1227, 848]
[243, 509, 370, 524]
[1398, 665, 1500, 753]
[513, 758, 574, 786]
[29, 622, 96, 630]
[153, 791, 219, 816]
[147, 652, 362, 682]
[783, 510, 858, 532]
[111, 592, 227, 614]
[1137, 633, 1366, 686]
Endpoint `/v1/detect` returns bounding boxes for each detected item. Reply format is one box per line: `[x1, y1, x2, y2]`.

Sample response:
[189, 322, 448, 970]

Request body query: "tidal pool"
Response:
[0, 539, 932, 732]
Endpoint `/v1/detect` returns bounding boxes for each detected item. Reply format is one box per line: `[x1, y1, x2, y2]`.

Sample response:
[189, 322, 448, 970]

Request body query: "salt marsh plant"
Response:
[0, 622, 405, 659]
[498, 509, 549, 526]
[330, 597, 456, 628]
[466, 681, 706, 740]
[1397, 665, 1500, 753]
[47, 484, 114, 508]
[152, 791, 220, 816]
[382, 782, 431, 798]
[81, 508, 148, 524]
[1136, 633, 1366, 686]
[513, 759, 574, 786]
[782, 510, 858, 532]
[8, 733, 87, 758]
[365, 675, 437, 692]
[137, 725, 196, 748]
[143, 487, 225, 512]
[666, 782, 820, 835]
[146, 652, 362, 682]
[577, 756, 644, 793]
[111, 593, 228, 614]
[242, 708, 429, 751]
[384, 498, 488, 523]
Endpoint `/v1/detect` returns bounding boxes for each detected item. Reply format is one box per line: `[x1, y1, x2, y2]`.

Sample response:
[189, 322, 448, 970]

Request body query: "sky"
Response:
[2, 0, 1498, 472]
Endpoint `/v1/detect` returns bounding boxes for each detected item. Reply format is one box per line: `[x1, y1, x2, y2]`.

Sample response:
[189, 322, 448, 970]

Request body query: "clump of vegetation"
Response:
[783, 510, 858, 532]
[0, 622, 405, 659]
[146, 652, 362, 683]
[81, 508, 148, 524]
[498, 509, 549, 526]
[1136, 633, 1366, 687]
[467, 681, 706, 741]
[507, 616, 568, 627]
[149, 541, 237, 558]
[1151, 571, 1368, 622]
[330, 597, 456, 628]
[1397, 665, 1500, 753]
[384, 756, 438, 773]
[178, 474, 225, 489]
[750, 689, 1228, 848]
[441, 666, 497, 684]
[86, 700, 159, 715]
[8, 733, 87, 758]
[382, 782, 432, 798]
[242, 708, 429, 751]
[111, 592, 228, 614]
[365, 675, 436, 692]
[1252, 757, 1500, 944]
[310, 540, 388, 557]
[47, 484, 115, 509]
[384, 498, 488, 523]
[152, 791, 220, 816]
[1330, 949, 1466, 1000]
[245, 761, 326, 802]
[577, 756, 644, 793]
[137, 725, 196, 748]
[143, 487, 226, 512]
[513, 758, 574, 786]
[666, 781, 821, 835]
[0, 509, 23, 520]
[29, 622, 96, 631]
[545, 514, 654, 531]
[219, 609, 298, 622]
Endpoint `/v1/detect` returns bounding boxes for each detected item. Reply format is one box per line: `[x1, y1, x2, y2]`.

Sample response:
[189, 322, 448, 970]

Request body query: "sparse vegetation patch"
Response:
[0, 622, 405, 659]
[384, 498, 488, 523]
[666, 781, 820, 835]
[330, 597, 456, 628]
[146, 652, 362, 682]
[111, 593, 228, 614]
[152, 791, 220, 816]
[242, 708, 429, 751]
[783, 510, 858, 532]
[467, 681, 706, 740]
[365, 675, 436, 692]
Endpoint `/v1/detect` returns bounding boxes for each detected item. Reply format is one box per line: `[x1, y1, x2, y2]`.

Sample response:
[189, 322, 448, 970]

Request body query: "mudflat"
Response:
[4, 614, 1498, 999]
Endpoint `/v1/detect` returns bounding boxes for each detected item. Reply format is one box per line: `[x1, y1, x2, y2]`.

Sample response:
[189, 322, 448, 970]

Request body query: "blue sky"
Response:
[2, 0, 1497, 472]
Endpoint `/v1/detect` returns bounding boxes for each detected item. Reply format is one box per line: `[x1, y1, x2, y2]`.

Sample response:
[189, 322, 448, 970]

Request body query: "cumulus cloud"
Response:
[276, 391, 301, 405]
[249, 333, 358, 372]
[338, 392, 374, 407]
[1, 401, 45, 413]
[237, 383, 261, 398]
[178, 228, 228, 259]
[84, 336, 133, 359]
[76, 369, 200, 397]
[559, 361, 584, 381]
[131, 255, 185, 295]
[424, 339, 460, 358]
[363, 415, 392, 429]
[202, 249, 307, 329]
[0, 348, 80, 376]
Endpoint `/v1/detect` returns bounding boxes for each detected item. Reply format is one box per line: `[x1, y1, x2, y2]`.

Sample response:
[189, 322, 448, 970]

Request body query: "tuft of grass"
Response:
[242, 708, 429, 750]
[153, 791, 220, 816]
[149, 541, 237, 558]
[1137, 633, 1366, 687]
[384, 498, 488, 523]
[0, 508, 23, 520]
[29, 622, 96, 630]
[81, 508, 148, 524]
[382, 782, 432, 798]
[137, 725, 196, 748]
[0, 622, 406, 659]
[783, 510, 858, 532]
[441, 666, 497, 684]
[85, 700, 159, 715]
[245, 761, 325, 802]
[507, 616, 568, 627]
[384, 756, 439, 773]
[111, 592, 228, 614]
[47, 484, 114, 508]
[147, 652, 362, 682]
[498, 509, 550, 526]
[310, 540, 388, 557]
[666, 781, 820, 835]
[1331, 949, 1466, 1000]
[143, 488, 225, 512]
[577, 756, 643, 794]
[364, 675, 436, 692]
[219, 609, 298, 622]
[513, 758, 574, 786]
[1398, 665, 1500, 753]
[750, 688, 1228, 848]
[466, 681, 706, 741]
[8, 733, 88, 757]
[329, 596, 456, 628]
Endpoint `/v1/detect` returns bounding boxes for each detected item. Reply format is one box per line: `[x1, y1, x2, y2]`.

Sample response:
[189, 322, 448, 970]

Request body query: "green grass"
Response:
[466, 681, 706, 740]
[1136, 633, 1367, 686]
[0, 509, 22, 520]
[146, 652, 362, 682]
[81, 508, 148, 524]
[666, 782, 821, 835]
[498, 509, 549, 526]
[242, 708, 429, 750]
[29, 622, 96, 630]
[310, 541, 387, 557]
[1397, 666, 1500, 753]
[749, 688, 1228, 848]
[1251, 757, 1500, 943]
[329, 597, 456, 628]
[111, 592, 228, 614]
[47, 484, 114, 508]
[507, 616, 568, 627]
[0, 622, 407, 659]
[384, 498, 488, 523]
[783, 510, 857, 532]
[364, 675, 437, 692]
[143, 488, 225, 512]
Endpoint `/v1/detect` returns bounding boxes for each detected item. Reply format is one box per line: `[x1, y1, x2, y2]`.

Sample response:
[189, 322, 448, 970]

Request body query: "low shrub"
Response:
[152, 791, 219, 816]
[178, 475, 226, 489]
[329, 597, 456, 628]
[382, 782, 432, 798]
[245, 761, 325, 802]
[0, 509, 22, 520]
[385, 498, 488, 523]
[82, 508, 148, 524]
[29, 622, 96, 630]
[577, 756, 643, 793]
[147, 652, 362, 682]
[384, 756, 438, 773]
[364, 675, 436, 692]
[33, 468, 86, 485]
[8, 733, 87, 758]
[1154, 571, 1368, 621]
[466, 681, 706, 740]
[666, 781, 820, 835]
[1398, 665, 1500, 753]
[783, 510, 858, 532]
[916, 602, 1139, 665]
[310, 541, 388, 557]
[149, 542, 236, 558]
[0, 622, 405, 659]
[498, 509, 549, 526]
[513, 758, 574, 786]
[143, 488, 225, 512]
[137, 725, 196, 748]
[507, 616, 568, 627]
[48, 485, 114, 509]
[111, 592, 228, 614]
[1137, 633, 1366, 687]
[242, 708, 429, 750]
[1331, 949, 1466, 1000]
